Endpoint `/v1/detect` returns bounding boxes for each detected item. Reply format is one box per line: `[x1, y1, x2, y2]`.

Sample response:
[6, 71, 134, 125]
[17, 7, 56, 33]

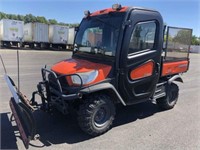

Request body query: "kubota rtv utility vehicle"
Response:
[4, 4, 192, 149]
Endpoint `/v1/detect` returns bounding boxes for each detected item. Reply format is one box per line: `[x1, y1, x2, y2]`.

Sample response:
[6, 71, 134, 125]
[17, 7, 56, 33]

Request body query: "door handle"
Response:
[155, 63, 160, 74]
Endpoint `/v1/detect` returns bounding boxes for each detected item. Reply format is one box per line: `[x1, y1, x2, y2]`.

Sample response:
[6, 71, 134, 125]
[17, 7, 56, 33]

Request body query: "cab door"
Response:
[118, 10, 163, 105]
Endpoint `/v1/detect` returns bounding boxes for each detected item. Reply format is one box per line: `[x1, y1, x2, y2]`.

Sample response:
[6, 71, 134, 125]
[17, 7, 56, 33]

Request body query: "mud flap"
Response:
[4, 75, 37, 149]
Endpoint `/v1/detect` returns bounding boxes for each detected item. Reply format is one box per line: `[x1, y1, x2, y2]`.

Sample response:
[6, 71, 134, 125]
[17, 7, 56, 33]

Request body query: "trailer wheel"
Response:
[78, 94, 115, 136]
[156, 83, 179, 110]
[30, 43, 34, 49]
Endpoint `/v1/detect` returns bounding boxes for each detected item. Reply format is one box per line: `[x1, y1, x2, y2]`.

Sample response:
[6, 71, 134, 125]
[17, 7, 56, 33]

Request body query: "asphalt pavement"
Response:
[0, 49, 200, 150]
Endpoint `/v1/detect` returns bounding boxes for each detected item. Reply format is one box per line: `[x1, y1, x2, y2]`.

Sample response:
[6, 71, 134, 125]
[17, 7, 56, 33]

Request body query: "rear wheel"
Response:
[156, 83, 179, 110]
[78, 94, 115, 136]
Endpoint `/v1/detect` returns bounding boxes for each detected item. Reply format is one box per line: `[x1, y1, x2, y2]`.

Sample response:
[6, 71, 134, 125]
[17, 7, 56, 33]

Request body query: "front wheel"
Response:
[156, 83, 179, 110]
[78, 94, 115, 136]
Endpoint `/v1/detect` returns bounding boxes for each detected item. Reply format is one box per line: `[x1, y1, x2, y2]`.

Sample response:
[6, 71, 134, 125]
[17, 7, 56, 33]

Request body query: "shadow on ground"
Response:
[1, 112, 18, 150]
[1, 101, 161, 149]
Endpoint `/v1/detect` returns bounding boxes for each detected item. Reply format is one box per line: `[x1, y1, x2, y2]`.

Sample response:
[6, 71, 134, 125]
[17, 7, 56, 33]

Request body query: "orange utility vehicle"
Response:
[4, 4, 192, 149]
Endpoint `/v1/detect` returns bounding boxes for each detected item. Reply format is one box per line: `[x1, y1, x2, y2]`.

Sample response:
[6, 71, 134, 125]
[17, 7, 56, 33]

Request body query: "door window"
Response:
[128, 21, 156, 54]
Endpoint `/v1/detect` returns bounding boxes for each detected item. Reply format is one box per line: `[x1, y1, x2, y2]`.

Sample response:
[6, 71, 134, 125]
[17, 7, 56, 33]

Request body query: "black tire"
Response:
[157, 83, 179, 110]
[30, 43, 34, 49]
[78, 94, 115, 136]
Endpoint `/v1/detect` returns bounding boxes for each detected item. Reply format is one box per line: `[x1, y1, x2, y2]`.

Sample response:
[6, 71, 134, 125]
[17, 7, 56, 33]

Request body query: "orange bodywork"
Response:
[51, 58, 111, 86]
[161, 60, 189, 76]
[130, 61, 154, 80]
[90, 6, 128, 16]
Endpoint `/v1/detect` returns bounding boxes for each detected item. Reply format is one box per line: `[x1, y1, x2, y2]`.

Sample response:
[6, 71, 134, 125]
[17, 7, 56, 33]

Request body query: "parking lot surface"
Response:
[0, 49, 200, 150]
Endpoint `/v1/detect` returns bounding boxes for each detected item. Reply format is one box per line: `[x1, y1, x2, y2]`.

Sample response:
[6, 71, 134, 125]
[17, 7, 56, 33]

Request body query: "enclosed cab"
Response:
[4, 4, 192, 148]
[44, 4, 191, 135]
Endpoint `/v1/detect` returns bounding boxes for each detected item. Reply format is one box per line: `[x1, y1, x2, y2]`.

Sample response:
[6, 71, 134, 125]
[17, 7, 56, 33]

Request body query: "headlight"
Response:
[71, 70, 98, 85]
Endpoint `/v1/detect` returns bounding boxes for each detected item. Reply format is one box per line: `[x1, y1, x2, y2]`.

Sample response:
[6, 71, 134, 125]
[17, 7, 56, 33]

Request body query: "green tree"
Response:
[24, 14, 37, 23]
[36, 16, 48, 24]
[173, 29, 192, 45]
[11, 14, 18, 20]
[48, 19, 57, 24]
[7, 14, 12, 19]
[17, 14, 24, 21]
[0, 11, 80, 28]
[58, 22, 68, 26]
[191, 35, 200, 45]
[24, 14, 32, 23]
[69, 23, 79, 27]
[164, 34, 173, 42]
[0, 12, 7, 19]
[192, 35, 197, 45]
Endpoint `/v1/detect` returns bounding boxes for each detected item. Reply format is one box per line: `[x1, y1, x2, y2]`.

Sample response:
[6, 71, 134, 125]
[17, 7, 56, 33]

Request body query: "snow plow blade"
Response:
[4, 75, 38, 149]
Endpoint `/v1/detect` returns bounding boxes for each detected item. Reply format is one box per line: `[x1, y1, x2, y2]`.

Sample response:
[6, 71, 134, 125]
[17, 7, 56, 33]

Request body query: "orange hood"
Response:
[51, 58, 112, 84]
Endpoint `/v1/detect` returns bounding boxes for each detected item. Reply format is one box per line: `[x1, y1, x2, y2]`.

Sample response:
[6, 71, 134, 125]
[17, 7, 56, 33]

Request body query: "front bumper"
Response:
[40, 67, 83, 101]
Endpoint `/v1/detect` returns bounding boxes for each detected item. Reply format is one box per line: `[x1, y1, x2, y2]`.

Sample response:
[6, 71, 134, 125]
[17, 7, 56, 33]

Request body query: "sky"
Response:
[0, 0, 199, 36]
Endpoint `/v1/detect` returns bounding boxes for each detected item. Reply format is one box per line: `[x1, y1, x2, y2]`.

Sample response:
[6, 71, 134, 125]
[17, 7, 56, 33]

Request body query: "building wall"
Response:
[190, 45, 200, 53]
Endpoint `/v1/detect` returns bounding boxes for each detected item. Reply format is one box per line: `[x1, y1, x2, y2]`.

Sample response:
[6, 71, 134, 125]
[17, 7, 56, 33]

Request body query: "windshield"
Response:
[74, 13, 125, 57]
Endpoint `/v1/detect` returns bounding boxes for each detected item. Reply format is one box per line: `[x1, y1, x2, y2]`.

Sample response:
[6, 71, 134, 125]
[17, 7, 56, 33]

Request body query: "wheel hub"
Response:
[94, 106, 110, 128]
[94, 107, 106, 123]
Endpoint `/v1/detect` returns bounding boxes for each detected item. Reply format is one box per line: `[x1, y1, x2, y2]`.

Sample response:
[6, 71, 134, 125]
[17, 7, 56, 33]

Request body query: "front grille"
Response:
[48, 73, 79, 94]
[48, 73, 61, 92]
[57, 74, 69, 88]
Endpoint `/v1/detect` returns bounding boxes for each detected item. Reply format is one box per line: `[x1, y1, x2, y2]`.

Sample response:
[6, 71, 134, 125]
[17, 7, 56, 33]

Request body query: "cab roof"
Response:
[90, 6, 158, 17]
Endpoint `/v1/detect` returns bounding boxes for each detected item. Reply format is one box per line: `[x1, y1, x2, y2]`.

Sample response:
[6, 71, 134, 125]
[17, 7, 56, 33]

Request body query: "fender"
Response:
[81, 82, 126, 106]
[168, 75, 183, 84]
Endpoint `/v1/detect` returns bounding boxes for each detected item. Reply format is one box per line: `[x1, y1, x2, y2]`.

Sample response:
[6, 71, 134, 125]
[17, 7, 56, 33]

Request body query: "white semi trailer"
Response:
[0, 19, 24, 47]
[49, 25, 68, 49]
[23, 22, 49, 48]
[67, 27, 76, 50]
[0, 19, 76, 50]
